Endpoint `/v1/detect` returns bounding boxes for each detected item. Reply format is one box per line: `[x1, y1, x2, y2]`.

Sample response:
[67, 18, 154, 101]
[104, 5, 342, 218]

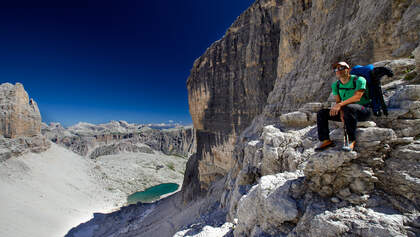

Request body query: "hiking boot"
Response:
[315, 140, 335, 151]
[342, 141, 356, 152]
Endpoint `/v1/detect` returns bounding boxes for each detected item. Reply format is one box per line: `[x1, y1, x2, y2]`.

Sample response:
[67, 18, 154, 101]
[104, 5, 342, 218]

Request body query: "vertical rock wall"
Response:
[185, 0, 282, 196]
[0, 82, 42, 138]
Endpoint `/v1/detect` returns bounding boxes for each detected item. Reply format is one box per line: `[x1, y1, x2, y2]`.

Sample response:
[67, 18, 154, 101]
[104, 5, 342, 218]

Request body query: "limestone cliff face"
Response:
[0, 82, 50, 161]
[185, 0, 419, 198]
[0, 82, 42, 138]
[186, 0, 282, 194]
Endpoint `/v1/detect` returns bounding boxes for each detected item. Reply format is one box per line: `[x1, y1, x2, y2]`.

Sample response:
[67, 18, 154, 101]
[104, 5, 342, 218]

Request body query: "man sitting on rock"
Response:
[315, 61, 371, 152]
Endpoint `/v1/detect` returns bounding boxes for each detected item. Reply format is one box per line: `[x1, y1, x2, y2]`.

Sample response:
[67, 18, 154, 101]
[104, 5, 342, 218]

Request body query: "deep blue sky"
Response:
[0, 0, 254, 127]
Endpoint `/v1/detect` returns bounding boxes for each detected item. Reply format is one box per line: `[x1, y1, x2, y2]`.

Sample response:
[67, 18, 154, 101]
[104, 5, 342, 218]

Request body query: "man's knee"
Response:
[341, 106, 355, 119]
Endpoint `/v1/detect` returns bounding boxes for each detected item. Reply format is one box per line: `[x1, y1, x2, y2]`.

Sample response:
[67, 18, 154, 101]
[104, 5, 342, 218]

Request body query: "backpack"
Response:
[336, 64, 393, 116]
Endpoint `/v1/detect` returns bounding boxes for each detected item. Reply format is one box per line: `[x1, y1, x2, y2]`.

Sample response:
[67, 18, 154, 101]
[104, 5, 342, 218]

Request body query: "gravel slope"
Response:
[0, 143, 187, 237]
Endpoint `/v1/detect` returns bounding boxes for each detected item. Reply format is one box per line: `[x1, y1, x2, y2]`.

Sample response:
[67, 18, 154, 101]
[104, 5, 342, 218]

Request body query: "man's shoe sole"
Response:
[342, 146, 352, 152]
[315, 142, 336, 151]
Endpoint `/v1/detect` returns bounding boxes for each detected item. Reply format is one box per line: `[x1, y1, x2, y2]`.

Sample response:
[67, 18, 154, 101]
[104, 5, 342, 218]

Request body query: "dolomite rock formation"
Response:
[185, 0, 420, 197]
[88, 141, 154, 159]
[228, 121, 420, 236]
[0, 135, 51, 162]
[42, 121, 196, 159]
[186, 0, 281, 194]
[0, 82, 41, 138]
[0, 82, 50, 161]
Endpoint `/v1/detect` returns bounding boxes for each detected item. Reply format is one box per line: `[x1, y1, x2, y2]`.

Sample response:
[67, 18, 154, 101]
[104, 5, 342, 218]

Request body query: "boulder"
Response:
[261, 125, 307, 175]
[280, 111, 312, 127]
[390, 119, 420, 137]
[388, 85, 420, 107]
[235, 172, 301, 236]
[378, 142, 420, 207]
[374, 59, 416, 84]
[304, 150, 358, 178]
[304, 127, 396, 201]
[329, 127, 397, 150]
[292, 205, 407, 237]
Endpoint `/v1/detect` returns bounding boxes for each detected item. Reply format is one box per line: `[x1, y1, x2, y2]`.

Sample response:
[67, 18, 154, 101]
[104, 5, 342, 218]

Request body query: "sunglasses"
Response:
[334, 66, 348, 72]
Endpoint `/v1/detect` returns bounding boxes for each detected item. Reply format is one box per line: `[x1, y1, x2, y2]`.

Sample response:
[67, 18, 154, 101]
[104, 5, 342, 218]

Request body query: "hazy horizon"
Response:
[42, 118, 193, 128]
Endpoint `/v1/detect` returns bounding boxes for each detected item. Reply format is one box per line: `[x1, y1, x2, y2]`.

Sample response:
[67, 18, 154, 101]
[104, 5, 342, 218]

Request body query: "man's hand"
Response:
[329, 103, 342, 116]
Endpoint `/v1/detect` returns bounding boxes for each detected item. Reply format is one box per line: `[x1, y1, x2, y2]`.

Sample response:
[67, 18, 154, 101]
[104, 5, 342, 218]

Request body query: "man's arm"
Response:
[337, 89, 365, 106]
[330, 90, 365, 116]
[334, 95, 341, 103]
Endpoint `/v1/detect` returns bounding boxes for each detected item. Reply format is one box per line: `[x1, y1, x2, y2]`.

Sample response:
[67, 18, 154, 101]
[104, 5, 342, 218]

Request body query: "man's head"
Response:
[333, 61, 350, 79]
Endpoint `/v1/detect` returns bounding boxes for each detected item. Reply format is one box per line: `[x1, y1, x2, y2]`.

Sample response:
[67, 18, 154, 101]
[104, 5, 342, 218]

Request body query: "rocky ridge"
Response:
[42, 121, 196, 159]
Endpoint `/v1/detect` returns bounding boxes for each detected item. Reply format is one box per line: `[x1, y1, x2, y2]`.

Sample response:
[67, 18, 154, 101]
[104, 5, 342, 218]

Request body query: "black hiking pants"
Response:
[317, 104, 371, 142]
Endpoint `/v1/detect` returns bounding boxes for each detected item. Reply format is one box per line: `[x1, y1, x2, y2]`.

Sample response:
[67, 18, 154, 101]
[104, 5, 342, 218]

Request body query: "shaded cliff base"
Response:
[65, 179, 228, 237]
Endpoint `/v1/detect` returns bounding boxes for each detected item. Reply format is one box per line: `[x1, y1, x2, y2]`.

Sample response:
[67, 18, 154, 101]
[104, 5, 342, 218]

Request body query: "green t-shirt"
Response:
[332, 75, 370, 105]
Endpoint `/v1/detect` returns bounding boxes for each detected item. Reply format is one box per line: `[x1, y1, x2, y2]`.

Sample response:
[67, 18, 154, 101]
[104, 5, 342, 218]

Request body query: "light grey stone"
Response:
[304, 150, 357, 177]
[299, 103, 324, 113]
[356, 127, 397, 144]
[379, 143, 420, 206]
[280, 111, 312, 127]
[293, 206, 407, 237]
[234, 172, 301, 236]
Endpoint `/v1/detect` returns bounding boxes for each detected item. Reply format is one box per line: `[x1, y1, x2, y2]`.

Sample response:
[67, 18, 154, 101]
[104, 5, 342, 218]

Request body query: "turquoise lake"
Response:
[127, 183, 179, 204]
